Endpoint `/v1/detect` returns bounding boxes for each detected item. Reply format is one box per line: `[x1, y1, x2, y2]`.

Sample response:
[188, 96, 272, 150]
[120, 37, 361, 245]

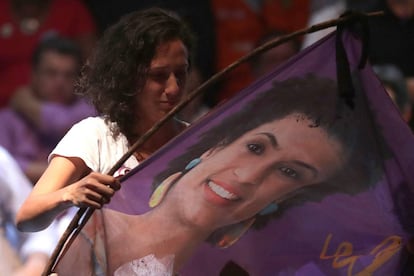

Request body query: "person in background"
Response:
[252, 0, 414, 130]
[0, 0, 97, 107]
[0, 36, 95, 184]
[0, 145, 58, 276]
[186, 27, 302, 124]
[211, 0, 310, 104]
[366, 0, 414, 130]
[301, 0, 346, 49]
[373, 64, 412, 123]
[366, 0, 414, 77]
[250, 30, 301, 78]
[178, 27, 302, 124]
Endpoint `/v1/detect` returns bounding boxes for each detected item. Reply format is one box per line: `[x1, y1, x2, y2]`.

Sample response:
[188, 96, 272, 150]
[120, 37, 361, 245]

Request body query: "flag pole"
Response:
[43, 10, 384, 275]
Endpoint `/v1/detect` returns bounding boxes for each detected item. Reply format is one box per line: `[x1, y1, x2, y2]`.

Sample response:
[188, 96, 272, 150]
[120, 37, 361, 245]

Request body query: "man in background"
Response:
[250, 30, 301, 78]
[0, 36, 95, 183]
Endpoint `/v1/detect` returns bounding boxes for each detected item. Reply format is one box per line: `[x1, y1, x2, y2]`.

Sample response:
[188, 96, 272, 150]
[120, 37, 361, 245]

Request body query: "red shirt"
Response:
[212, 0, 264, 102]
[211, 0, 309, 103]
[0, 0, 96, 107]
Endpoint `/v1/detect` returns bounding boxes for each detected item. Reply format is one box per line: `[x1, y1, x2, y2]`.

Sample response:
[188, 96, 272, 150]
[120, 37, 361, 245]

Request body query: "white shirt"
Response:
[50, 116, 139, 174]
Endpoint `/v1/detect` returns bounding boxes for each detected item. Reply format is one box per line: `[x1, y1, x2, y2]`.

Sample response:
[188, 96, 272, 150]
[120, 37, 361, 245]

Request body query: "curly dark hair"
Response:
[152, 74, 384, 231]
[76, 7, 195, 140]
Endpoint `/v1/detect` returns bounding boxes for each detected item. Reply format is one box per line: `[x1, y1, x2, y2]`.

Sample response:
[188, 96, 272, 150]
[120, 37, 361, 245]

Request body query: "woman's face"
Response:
[166, 114, 346, 230]
[136, 39, 189, 127]
[387, 0, 414, 20]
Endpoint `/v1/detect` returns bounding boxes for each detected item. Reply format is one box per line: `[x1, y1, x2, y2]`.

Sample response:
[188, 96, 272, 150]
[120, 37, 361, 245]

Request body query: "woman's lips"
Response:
[160, 100, 178, 106]
[159, 101, 179, 111]
[206, 180, 240, 201]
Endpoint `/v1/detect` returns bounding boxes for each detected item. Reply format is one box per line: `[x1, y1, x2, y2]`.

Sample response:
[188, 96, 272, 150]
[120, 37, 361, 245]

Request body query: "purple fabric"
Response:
[57, 30, 414, 275]
[40, 99, 96, 136]
[0, 108, 52, 172]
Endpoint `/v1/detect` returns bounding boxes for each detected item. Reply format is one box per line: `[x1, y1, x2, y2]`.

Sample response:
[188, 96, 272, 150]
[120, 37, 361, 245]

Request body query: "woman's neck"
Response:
[131, 118, 186, 155]
[142, 208, 211, 269]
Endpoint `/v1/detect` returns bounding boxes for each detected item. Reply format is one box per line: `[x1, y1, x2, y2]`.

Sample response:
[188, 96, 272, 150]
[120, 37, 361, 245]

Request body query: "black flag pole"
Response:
[43, 10, 384, 275]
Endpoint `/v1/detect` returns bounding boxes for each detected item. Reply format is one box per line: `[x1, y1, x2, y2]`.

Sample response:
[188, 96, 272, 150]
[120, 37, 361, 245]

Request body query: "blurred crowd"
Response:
[0, 0, 413, 274]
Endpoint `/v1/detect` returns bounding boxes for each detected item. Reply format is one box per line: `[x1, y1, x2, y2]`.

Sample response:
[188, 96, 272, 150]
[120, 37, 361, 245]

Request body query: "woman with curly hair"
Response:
[16, 7, 195, 232]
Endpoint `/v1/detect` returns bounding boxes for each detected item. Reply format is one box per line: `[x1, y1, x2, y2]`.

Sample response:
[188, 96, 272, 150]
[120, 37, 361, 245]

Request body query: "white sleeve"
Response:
[49, 117, 135, 174]
[49, 117, 104, 172]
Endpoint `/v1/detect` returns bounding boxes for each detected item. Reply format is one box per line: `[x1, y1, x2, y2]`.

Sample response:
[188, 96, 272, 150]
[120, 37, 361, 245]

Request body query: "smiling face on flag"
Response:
[162, 114, 345, 229]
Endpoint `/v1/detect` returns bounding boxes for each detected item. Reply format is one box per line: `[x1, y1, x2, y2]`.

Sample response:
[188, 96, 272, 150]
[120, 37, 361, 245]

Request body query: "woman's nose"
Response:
[165, 73, 180, 96]
[233, 165, 265, 186]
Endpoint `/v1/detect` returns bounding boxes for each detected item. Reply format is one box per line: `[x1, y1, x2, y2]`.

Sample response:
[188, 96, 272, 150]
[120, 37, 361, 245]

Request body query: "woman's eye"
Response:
[247, 143, 264, 155]
[149, 71, 169, 82]
[175, 71, 187, 86]
[279, 167, 298, 179]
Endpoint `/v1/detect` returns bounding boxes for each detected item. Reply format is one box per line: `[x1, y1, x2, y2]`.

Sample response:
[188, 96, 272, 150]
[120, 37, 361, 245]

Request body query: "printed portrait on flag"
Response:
[53, 30, 414, 276]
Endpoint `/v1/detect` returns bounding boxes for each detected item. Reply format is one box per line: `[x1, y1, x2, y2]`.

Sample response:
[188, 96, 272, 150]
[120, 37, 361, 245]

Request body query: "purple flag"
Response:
[54, 30, 414, 276]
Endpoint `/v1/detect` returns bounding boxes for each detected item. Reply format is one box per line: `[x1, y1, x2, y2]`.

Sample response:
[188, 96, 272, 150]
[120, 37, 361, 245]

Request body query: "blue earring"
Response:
[184, 158, 201, 171]
[259, 202, 278, 216]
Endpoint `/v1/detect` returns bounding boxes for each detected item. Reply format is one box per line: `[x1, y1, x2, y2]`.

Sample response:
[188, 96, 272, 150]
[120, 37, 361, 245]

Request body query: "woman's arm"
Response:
[16, 156, 120, 232]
